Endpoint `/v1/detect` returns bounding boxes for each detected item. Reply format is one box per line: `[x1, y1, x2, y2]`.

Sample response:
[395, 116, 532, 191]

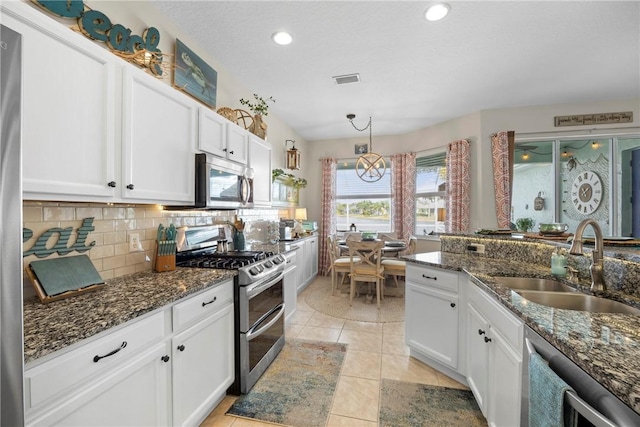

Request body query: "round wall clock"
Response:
[571, 170, 603, 215]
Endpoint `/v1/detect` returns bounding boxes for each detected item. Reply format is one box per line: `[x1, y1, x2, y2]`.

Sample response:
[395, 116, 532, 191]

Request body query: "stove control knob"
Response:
[249, 267, 259, 276]
[264, 261, 273, 268]
[272, 257, 282, 264]
[257, 264, 265, 272]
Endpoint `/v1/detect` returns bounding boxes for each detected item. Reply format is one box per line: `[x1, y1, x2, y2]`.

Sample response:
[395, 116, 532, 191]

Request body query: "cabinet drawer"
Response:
[468, 284, 523, 351]
[407, 265, 459, 293]
[172, 280, 233, 331]
[25, 311, 165, 410]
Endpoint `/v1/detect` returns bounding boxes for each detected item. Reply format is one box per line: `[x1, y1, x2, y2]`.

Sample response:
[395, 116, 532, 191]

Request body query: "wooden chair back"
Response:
[347, 240, 384, 272]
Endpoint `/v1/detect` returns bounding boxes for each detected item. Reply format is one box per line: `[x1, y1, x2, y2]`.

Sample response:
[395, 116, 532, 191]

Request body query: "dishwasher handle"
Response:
[525, 337, 626, 427]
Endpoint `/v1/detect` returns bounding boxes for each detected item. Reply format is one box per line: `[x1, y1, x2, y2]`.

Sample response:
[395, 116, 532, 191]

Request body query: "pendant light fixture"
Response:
[285, 139, 301, 170]
[347, 114, 386, 182]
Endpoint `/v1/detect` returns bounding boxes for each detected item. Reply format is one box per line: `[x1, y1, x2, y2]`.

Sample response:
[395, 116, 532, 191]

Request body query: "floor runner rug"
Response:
[379, 379, 487, 427]
[226, 338, 346, 426]
[305, 275, 405, 323]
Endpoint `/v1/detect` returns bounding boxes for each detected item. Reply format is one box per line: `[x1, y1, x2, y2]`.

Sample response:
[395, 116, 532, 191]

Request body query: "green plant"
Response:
[515, 217, 535, 232]
[239, 93, 275, 116]
[272, 168, 307, 188]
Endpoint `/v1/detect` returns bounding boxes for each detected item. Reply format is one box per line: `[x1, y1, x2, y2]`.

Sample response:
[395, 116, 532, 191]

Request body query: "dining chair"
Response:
[327, 235, 355, 295]
[377, 232, 398, 241]
[347, 240, 385, 308]
[381, 236, 417, 289]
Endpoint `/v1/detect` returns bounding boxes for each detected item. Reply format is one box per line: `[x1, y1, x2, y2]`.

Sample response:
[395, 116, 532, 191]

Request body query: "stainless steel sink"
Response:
[492, 276, 577, 292]
[516, 291, 640, 315]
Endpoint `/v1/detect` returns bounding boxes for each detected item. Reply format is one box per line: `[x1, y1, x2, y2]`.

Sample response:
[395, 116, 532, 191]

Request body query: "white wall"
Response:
[27, 1, 639, 228]
[307, 98, 640, 231]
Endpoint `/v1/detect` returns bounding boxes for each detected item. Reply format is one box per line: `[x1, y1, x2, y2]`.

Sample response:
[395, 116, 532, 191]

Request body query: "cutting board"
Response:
[27, 255, 105, 303]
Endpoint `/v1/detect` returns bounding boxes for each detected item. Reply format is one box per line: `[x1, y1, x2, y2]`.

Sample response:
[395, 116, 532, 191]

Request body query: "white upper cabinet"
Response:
[3, 5, 117, 200]
[122, 67, 196, 204]
[225, 121, 249, 165]
[4, 2, 197, 205]
[248, 134, 272, 206]
[198, 108, 249, 165]
[198, 108, 227, 157]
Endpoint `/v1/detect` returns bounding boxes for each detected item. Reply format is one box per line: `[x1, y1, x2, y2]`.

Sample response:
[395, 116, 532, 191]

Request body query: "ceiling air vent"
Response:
[333, 73, 360, 85]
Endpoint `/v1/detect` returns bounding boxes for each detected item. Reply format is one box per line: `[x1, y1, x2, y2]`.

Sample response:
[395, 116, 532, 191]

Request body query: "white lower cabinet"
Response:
[466, 303, 490, 413]
[283, 250, 298, 327]
[24, 280, 234, 427]
[27, 343, 171, 426]
[466, 281, 523, 427]
[406, 263, 524, 426]
[296, 236, 319, 293]
[172, 301, 234, 426]
[405, 264, 460, 370]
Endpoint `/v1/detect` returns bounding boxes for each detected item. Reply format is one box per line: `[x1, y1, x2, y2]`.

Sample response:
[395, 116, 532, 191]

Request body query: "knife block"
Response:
[154, 242, 176, 272]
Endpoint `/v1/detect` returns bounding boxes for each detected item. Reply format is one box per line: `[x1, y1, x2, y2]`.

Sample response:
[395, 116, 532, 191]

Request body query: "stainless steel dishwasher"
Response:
[522, 326, 640, 427]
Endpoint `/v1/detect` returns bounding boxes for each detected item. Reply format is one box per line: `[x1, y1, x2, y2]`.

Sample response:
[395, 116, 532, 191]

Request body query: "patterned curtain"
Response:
[318, 157, 337, 276]
[491, 131, 515, 229]
[446, 140, 471, 232]
[390, 152, 417, 241]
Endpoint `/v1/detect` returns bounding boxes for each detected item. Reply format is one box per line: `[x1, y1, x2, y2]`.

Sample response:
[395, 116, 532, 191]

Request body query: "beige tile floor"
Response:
[201, 276, 468, 427]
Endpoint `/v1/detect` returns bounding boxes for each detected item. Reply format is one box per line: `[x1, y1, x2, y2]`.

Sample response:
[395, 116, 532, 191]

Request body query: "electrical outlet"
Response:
[466, 243, 485, 254]
[130, 233, 143, 252]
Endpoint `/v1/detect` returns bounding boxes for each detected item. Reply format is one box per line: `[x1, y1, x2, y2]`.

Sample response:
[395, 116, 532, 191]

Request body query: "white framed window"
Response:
[335, 159, 392, 232]
[415, 152, 447, 235]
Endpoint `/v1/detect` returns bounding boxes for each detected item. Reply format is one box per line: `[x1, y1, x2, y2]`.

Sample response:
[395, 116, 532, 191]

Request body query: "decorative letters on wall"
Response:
[33, 0, 164, 76]
[23, 217, 96, 258]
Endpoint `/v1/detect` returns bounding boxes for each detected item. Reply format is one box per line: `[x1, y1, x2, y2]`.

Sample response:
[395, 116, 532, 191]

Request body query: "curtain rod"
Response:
[512, 125, 639, 138]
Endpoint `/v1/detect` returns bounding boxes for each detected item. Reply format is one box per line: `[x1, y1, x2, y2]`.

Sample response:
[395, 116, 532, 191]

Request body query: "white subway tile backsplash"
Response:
[22, 202, 282, 282]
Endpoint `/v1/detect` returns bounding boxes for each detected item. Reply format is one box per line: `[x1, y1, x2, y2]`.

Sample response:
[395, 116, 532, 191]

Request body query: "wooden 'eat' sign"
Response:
[23, 217, 96, 258]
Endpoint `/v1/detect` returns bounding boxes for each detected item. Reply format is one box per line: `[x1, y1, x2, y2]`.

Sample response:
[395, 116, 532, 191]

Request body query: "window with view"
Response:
[415, 153, 447, 235]
[512, 136, 640, 237]
[335, 159, 392, 232]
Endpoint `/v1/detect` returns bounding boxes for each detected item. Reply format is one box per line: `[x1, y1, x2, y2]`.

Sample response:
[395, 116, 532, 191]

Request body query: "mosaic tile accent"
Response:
[379, 380, 486, 427]
[227, 338, 346, 426]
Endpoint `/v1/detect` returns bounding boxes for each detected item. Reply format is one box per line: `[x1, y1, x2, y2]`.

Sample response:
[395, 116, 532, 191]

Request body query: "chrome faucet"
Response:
[569, 219, 605, 292]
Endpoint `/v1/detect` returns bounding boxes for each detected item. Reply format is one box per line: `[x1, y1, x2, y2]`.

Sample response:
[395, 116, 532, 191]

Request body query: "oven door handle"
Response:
[246, 303, 285, 342]
[246, 270, 285, 299]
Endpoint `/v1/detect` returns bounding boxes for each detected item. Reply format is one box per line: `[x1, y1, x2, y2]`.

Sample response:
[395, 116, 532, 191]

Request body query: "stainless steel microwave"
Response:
[195, 153, 253, 209]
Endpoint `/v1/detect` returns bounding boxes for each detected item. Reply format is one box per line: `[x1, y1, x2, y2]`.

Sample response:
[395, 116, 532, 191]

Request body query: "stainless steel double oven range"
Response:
[176, 225, 285, 394]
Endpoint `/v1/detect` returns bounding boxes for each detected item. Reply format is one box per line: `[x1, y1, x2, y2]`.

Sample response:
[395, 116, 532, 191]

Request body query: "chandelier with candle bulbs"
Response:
[347, 114, 386, 182]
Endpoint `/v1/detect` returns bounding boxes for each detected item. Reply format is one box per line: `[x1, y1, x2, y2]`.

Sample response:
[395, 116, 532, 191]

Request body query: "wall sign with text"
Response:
[554, 111, 633, 127]
[33, 0, 164, 76]
[23, 217, 96, 258]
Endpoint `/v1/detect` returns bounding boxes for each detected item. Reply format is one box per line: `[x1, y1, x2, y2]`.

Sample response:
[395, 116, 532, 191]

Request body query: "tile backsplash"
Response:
[22, 201, 280, 298]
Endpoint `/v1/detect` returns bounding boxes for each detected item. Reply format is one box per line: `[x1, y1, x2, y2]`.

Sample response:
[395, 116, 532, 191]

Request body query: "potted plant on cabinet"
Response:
[239, 94, 275, 139]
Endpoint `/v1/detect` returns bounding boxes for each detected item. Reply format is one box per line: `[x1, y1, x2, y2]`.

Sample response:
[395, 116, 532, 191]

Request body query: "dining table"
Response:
[337, 239, 407, 256]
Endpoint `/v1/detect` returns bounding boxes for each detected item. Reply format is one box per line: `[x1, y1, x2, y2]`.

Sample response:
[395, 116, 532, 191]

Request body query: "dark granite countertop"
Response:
[402, 251, 640, 415]
[23, 267, 236, 364]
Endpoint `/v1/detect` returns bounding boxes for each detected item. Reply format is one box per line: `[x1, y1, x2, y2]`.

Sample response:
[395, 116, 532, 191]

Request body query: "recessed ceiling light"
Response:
[272, 31, 292, 45]
[425, 3, 450, 21]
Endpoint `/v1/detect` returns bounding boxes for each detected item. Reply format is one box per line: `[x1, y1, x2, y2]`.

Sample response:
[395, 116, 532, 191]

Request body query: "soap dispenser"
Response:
[551, 248, 567, 277]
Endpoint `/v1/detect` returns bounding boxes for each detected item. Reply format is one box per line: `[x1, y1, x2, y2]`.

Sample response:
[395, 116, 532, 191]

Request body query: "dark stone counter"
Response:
[23, 267, 236, 364]
[403, 251, 640, 415]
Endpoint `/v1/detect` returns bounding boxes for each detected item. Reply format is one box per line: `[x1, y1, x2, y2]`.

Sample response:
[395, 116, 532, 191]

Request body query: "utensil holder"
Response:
[154, 241, 176, 272]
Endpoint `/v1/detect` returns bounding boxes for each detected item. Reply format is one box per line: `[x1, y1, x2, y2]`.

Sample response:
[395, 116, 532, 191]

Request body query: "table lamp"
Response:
[293, 208, 307, 237]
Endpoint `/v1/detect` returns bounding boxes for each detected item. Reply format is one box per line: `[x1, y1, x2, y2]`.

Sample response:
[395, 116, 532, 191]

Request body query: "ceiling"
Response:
[150, 1, 640, 142]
